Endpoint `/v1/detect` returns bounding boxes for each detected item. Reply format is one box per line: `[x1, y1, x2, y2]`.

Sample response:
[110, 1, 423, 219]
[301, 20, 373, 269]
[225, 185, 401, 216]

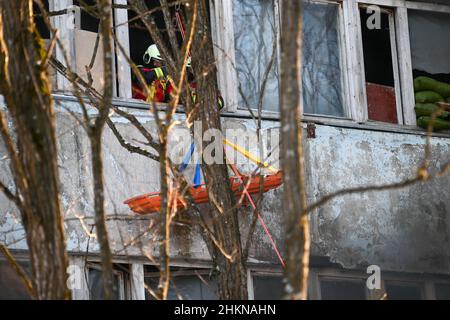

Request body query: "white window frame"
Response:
[302, 0, 351, 119]
[217, 0, 450, 127]
[223, 0, 357, 119]
[48, 0, 450, 130]
[114, 0, 133, 99]
[111, 0, 234, 106]
[248, 269, 283, 300]
[220, 0, 282, 114]
[352, 0, 450, 126]
[50, 0, 119, 95]
[87, 262, 130, 300]
[357, 3, 404, 124]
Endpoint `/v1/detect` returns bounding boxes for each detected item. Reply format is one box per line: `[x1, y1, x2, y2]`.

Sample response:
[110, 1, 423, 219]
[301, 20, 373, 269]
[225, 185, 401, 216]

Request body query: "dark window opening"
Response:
[435, 283, 450, 300]
[88, 264, 129, 300]
[128, 1, 185, 67]
[128, 0, 188, 101]
[360, 7, 398, 124]
[74, 0, 100, 32]
[320, 278, 367, 300]
[0, 259, 32, 300]
[385, 282, 423, 300]
[253, 275, 283, 300]
[33, 1, 50, 39]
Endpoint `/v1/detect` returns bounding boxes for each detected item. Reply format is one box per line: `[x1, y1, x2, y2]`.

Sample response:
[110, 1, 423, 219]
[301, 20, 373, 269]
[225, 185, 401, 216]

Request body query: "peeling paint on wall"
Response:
[0, 105, 449, 275]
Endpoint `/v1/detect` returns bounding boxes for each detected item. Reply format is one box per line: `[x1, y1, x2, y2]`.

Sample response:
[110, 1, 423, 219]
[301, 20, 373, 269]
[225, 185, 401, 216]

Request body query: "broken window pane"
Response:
[385, 281, 423, 300]
[320, 278, 367, 300]
[302, 1, 344, 117]
[408, 10, 450, 85]
[233, 0, 280, 112]
[435, 283, 450, 300]
[253, 275, 284, 300]
[360, 7, 398, 124]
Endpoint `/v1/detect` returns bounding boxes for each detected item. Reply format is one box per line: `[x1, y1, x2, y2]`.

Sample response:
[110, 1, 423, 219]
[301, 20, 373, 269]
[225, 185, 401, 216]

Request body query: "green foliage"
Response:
[415, 103, 450, 119]
[414, 76, 450, 98]
[417, 116, 450, 131]
[415, 91, 445, 103]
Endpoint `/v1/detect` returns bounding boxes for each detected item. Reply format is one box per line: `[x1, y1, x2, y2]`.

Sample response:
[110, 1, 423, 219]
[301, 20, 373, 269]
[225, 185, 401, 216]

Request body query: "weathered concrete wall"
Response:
[0, 102, 449, 275]
[305, 125, 450, 274]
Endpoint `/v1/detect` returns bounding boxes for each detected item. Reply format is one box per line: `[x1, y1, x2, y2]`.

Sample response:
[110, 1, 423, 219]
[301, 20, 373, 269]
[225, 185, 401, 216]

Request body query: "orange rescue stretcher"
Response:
[124, 171, 283, 215]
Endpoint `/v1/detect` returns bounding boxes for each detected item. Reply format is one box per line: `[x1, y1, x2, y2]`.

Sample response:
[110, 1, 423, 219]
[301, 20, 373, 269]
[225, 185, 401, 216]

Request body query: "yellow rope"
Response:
[223, 139, 278, 173]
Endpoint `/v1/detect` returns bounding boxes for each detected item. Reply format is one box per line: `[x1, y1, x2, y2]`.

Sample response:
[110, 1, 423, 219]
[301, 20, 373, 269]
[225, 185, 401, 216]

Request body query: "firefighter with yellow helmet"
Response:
[132, 44, 173, 102]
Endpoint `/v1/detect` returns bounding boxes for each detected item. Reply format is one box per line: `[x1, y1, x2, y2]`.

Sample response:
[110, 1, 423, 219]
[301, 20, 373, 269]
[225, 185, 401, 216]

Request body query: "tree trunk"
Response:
[189, 0, 247, 300]
[0, 0, 70, 299]
[89, 0, 115, 299]
[279, 0, 311, 300]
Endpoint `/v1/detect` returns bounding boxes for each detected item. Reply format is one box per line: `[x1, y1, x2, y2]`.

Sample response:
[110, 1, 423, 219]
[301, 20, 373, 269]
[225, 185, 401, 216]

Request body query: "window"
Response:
[126, 0, 186, 101]
[74, 0, 100, 33]
[302, 1, 345, 117]
[72, 0, 108, 93]
[88, 264, 130, 300]
[408, 10, 450, 90]
[0, 259, 32, 300]
[34, 1, 57, 87]
[360, 6, 400, 124]
[34, 1, 50, 40]
[435, 283, 450, 300]
[232, 0, 346, 116]
[144, 267, 218, 300]
[385, 281, 423, 300]
[233, 0, 280, 112]
[252, 274, 284, 300]
[319, 277, 367, 300]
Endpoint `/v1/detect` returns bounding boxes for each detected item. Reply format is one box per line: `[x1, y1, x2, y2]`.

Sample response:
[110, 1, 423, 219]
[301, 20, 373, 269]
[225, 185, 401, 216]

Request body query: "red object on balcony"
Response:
[366, 82, 398, 124]
[124, 171, 283, 215]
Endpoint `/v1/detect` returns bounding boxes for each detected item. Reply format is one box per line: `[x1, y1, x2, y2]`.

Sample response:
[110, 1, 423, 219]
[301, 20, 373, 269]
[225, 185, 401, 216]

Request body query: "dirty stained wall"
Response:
[0, 103, 449, 275]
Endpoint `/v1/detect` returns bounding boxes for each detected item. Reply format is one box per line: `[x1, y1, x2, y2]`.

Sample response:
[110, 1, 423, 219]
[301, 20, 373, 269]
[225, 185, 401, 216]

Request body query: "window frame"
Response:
[432, 280, 450, 300]
[383, 278, 426, 299]
[221, 0, 450, 127]
[229, 0, 281, 115]
[248, 270, 284, 300]
[50, 0, 119, 95]
[143, 266, 218, 300]
[49, 0, 450, 130]
[86, 262, 130, 300]
[310, 267, 450, 300]
[360, 5, 404, 124]
[301, 0, 351, 119]
[354, 0, 450, 126]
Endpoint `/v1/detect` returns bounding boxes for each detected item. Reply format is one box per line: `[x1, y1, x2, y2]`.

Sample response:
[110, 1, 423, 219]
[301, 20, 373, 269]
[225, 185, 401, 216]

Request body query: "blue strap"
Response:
[193, 163, 201, 188]
[179, 142, 202, 188]
[179, 142, 195, 172]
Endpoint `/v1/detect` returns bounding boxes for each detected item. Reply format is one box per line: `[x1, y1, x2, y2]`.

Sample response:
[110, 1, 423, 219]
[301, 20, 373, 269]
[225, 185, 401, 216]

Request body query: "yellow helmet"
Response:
[143, 44, 163, 64]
